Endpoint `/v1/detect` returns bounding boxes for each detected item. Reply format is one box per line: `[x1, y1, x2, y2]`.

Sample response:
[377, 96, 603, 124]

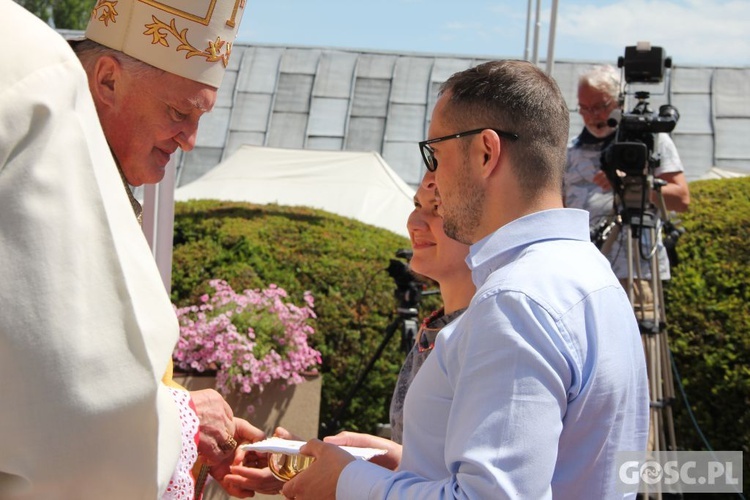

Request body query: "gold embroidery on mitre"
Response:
[139, 0, 217, 27]
[225, 0, 246, 28]
[91, 0, 119, 26]
[143, 16, 232, 66]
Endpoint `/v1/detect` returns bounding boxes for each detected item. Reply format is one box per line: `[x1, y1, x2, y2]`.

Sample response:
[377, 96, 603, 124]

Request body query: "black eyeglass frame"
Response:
[419, 128, 519, 172]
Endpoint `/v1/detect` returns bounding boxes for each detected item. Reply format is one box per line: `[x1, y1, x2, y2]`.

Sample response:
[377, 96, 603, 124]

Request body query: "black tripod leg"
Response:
[324, 316, 403, 435]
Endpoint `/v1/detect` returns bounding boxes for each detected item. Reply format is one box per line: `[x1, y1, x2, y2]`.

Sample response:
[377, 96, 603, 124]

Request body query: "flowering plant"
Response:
[173, 279, 322, 398]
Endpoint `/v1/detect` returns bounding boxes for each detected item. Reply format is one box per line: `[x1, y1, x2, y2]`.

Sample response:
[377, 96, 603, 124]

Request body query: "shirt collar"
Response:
[467, 209, 592, 287]
[111, 149, 143, 226]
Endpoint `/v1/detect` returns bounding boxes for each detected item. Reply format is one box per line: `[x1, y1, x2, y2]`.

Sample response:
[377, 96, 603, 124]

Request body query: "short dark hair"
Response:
[439, 60, 569, 199]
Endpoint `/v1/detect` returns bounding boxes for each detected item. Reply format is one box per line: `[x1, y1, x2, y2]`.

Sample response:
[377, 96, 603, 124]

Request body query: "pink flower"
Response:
[173, 279, 321, 397]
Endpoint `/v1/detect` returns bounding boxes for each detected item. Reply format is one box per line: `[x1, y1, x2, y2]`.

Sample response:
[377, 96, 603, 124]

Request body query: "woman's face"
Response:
[407, 182, 471, 284]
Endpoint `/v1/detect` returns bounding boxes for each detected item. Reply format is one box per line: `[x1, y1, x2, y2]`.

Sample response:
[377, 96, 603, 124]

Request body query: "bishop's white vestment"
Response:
[0, 2, 183, 497]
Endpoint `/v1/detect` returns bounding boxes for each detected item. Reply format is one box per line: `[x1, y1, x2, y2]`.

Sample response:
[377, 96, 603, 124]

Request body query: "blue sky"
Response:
[237, 0, 749, 67]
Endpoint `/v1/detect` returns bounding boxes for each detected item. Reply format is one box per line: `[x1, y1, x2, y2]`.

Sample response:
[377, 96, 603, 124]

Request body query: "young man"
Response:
[282, 60, 649, 499]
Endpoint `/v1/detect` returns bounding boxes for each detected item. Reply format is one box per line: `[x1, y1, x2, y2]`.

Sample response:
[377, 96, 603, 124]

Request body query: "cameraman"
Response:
[564, 64, 690, 310]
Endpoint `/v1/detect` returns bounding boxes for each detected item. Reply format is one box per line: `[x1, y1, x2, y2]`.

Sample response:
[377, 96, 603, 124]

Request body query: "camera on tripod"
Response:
[324, 250, 422, 434]
[386, 249, 422, 353]
[600, 42, 679, 224]
[386, 249, 421, 314]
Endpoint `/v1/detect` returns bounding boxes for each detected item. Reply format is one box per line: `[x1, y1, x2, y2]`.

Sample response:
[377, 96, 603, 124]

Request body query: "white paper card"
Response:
[241, 437, 386, 460]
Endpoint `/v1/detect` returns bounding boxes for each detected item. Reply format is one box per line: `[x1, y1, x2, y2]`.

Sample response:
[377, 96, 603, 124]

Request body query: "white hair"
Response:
[578, 65, 620, 100]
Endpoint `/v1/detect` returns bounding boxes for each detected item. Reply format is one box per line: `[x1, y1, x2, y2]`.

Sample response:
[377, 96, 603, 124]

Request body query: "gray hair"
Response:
[578, 64, 621, 100]
[439, 60, 569, 199]
[72, 39, 164, 80]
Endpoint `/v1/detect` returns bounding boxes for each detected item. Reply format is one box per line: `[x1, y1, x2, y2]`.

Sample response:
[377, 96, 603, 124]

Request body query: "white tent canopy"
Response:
[175, 145, 415, 238]
[699, 166, 749, 180]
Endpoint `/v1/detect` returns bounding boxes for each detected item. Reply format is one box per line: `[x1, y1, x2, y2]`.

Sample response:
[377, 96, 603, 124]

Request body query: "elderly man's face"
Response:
[578, 83, 619, 140]
[103, 68, 217, 186]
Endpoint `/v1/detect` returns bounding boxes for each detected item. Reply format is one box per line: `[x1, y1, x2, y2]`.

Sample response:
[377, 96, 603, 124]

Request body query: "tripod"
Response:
[323, 255, 422, 435]
[600, 175, 679, 461]
[323, 306, 419, 435]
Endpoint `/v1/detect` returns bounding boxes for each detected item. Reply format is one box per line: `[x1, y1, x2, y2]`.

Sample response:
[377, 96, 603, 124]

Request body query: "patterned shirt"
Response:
[564, 128, 684, 279]
[389, 308, 466, 444]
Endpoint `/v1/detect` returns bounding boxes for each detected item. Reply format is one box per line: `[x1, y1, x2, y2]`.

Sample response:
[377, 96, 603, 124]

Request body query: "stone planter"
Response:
[173, 372, 322, 500]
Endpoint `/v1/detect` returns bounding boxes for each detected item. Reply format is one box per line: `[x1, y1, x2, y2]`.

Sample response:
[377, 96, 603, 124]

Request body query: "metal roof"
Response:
[58, 31, 749, 188]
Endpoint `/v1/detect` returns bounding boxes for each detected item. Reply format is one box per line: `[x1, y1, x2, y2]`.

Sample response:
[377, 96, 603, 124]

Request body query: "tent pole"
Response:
[524, 0, 533, 60]
[545, 0, 559, 76]
[142, 157, 176, 294]
[532, 0, 541, 64]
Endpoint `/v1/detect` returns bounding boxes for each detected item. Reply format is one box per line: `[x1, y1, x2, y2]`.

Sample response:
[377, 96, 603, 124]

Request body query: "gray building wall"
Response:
[59, 31, 749, 189]
[178, 43, 750, 189]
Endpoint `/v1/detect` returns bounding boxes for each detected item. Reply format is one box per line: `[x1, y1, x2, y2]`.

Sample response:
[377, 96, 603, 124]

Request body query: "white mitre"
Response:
[85, 0, 246, 87]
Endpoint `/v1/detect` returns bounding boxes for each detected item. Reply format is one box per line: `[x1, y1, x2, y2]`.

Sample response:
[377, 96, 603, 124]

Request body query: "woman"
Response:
[220, 178, 475, 495]
[388, 178, 475, 444]
[320, 177, 475, 470]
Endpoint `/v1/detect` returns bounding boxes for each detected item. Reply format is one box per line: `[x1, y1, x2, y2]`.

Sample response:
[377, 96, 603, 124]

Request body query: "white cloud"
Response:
[556, 0, 750, 66]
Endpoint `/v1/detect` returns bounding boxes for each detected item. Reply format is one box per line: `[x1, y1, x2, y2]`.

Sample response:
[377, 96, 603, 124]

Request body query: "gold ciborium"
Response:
[268, 452, 315, 482]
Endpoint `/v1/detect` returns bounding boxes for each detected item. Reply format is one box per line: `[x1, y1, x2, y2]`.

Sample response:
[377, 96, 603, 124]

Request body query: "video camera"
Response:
[386, 249, 421, 312]
[386, 249, 422, 354]
[600, 42, 679, 225]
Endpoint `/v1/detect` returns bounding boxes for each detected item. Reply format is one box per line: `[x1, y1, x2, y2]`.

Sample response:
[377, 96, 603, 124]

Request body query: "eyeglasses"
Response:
[418, 128, 519, 172]
[577, 100, 615, 116]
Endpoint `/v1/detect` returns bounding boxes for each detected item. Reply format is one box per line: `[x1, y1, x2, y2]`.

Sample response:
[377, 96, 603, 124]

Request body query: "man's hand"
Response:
[234, 417, 266, 444]
[218, 424, 296, 497]
[655, 171, 690, 212]
[217, 448, 282, 498]
[281, 439, 355, 500]
[190, 389, 236, 465]
[272, 426, 300, 440]
[220, 452, 284, 498]
[210, 418, 267, 484]
[592, 170, 613, 191]
[324, 431, 401, 471]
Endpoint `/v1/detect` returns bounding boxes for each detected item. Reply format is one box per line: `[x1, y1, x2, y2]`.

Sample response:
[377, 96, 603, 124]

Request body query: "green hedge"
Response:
[171, 178, 749, 488]
[170, 200, 440, 437]
[665, 176, 750, 492]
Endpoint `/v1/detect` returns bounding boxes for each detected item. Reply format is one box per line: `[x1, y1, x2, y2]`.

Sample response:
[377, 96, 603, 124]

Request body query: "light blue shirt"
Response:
[338, 209, 649, 499]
